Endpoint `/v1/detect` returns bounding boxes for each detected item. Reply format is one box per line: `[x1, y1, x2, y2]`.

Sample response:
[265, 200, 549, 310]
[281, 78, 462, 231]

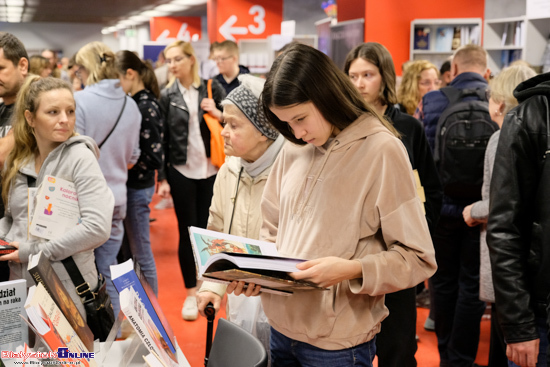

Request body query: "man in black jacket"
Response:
[488, 72, 550, 367]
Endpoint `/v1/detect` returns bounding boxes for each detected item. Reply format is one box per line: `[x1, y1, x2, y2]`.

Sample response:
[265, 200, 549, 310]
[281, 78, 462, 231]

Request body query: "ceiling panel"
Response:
[1, 0, 206, 26]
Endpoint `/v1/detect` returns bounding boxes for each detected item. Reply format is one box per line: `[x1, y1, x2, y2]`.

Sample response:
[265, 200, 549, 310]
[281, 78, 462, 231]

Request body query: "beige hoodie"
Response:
[260, 113, 437, 350]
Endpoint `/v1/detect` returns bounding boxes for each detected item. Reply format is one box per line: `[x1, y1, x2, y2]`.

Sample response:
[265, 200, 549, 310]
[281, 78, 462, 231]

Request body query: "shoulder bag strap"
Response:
[98, 97, 127, 149]
[62, 256, 94, 302]
[207, 79, 213, 99]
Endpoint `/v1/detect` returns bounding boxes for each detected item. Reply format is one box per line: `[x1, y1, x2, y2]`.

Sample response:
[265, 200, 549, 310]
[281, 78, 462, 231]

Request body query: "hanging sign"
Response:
[150, 17, 202, 43]
[215, 0, 283, 42]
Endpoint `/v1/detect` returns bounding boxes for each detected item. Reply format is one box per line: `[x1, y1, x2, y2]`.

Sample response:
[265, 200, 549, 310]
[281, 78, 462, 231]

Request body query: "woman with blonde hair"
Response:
[29, 55, 52, 77]
[0, 75, 114, 321]
[157, 40, 225, 321]
[462, 64, 536, 367]
[398, 60, 440, 115]
[74, 41, 141, 318]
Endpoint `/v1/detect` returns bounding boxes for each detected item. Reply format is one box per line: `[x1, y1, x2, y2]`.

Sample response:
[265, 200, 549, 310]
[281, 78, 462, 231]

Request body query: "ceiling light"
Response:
[115, 23, 127, 30]
[6, 0, 24, 6]
[101, 28, 110, 35]
[119, 19, 140, 26]
[140, 10, 169, 17]
[129, 15, 150, 22]
[108, 26, 117, 33]
[6, 7, 23, 15]
[171, 0, 207, 5]
[155, 4, 189, 12]
[7, 14, 21, 22]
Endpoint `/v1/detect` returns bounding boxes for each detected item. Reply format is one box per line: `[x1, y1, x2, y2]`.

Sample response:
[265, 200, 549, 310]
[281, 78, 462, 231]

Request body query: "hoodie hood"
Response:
[514, 72, 550, 102]
[79, 79, 125, 100]
[315, 113, 390, 154]
[19, 134, 100, 178]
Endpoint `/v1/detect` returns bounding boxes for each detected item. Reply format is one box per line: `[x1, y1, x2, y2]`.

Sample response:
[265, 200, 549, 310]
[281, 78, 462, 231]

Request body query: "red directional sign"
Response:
[214, 0, 283, 42]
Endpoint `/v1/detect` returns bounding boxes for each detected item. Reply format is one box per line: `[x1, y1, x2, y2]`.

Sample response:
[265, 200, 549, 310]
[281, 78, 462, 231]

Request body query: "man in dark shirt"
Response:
[213, 40, 250, 95]
[0, 32, 29, 281]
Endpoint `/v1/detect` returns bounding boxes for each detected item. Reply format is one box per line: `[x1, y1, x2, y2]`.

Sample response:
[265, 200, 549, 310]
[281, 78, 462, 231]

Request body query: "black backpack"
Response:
[434, 87, 499, 201]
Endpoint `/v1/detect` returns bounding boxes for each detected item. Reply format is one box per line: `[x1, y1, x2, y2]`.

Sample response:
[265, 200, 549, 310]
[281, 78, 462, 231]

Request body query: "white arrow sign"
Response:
[219, 15, 248, 41]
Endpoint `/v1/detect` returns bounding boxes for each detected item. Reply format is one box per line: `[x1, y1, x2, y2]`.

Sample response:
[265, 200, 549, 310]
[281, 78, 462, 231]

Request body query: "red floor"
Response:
[149, 194, 491, 367]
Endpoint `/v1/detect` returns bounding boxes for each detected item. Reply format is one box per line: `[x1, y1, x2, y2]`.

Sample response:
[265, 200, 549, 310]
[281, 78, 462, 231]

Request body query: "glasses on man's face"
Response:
[214, 56, 232, 63]
[165, 56, 187, 65]
[75, 68, 84, 80]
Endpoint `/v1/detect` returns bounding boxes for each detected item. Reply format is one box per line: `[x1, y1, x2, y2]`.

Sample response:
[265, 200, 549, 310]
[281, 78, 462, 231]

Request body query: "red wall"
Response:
[362, 0, 485, 74]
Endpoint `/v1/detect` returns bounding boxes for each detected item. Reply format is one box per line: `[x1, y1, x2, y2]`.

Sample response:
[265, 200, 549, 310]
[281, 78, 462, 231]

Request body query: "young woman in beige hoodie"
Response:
[228, 43, 437, 366]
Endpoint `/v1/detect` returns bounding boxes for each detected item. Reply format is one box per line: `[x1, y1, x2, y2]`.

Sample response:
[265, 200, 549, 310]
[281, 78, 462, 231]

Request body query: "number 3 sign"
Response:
[215, 0, 283, 42]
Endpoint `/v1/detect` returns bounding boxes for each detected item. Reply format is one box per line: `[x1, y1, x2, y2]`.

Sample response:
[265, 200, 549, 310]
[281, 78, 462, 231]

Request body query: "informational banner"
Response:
[150, 17, 202, 43]
[214, 0, 283, 42]
[330, 18, 364, 70]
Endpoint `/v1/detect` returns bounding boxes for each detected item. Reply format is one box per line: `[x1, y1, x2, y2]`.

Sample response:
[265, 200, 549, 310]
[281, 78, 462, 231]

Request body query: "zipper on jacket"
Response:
[170, 101, 188, 111]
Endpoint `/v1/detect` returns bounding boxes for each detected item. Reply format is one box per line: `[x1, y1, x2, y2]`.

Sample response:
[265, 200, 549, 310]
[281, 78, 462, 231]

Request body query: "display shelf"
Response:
[483, 1, 550, 73]
[410, 18, 482, 68]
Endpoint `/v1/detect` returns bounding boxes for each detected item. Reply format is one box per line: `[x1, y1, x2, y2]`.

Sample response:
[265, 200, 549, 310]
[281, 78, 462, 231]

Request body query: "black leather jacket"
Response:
[158, 78, 226, 180]
[487, 72, 550, 343]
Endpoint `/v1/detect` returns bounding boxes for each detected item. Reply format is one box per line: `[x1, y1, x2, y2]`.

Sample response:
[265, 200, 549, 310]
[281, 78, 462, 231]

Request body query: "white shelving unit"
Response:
[484, 16, 526, 72]
[410, 18, 482, 68]
[238, 34, 319, 75]
[484, 0, 550, 73]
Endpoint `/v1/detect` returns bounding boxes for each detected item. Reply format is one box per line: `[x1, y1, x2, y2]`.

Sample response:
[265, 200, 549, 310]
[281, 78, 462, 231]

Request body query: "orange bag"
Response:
[203, 79, 225, 168]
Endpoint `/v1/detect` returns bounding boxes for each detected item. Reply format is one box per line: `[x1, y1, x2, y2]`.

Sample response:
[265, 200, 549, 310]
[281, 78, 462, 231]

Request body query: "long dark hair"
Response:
[115, 50, 160, 99]
[344, 42, 398, 106]
[261, 43, 397, 145]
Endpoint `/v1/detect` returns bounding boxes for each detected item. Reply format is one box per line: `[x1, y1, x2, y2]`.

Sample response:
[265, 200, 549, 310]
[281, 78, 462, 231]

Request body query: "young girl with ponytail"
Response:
[115, 50, 164, 296]
[74, 41, 141, 318]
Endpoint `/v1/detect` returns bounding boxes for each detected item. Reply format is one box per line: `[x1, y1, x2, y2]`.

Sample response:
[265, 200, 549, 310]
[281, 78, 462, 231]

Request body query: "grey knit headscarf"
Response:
[222, 74, 279, 140]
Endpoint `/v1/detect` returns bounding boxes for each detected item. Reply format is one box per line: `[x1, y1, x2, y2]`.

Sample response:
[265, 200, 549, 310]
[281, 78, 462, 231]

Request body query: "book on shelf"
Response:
[189, 226, 327, 295]
[435, 27, 453, 52]
[0, 279, 28, 352]
[119, 286, 178, 367]
[110, 259, 177, 361]
[24, 283, 95, 367]
[29, 175, 81, 240]
[413, 26, 430, 50]
[27, 250, 94, 351]
[451, 27, 461, 50]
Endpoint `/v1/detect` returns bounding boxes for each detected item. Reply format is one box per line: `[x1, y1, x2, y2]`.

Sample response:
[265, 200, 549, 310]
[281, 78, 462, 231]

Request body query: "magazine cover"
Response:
[29, 176, 81, 240]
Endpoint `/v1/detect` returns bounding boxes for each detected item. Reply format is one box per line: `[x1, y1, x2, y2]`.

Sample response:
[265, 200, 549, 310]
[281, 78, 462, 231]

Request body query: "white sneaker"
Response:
[181, 296, 198, 321]
[154, 197, 174, 210]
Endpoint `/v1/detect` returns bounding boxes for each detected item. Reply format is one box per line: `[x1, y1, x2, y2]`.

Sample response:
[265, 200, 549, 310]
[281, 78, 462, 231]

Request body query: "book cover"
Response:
[413, 26, 430, 50]
[435, 27, 453, 51]
[451, 27, 461, 50]
[189, 227, 327, 294]
[110, 259, 177, 360]
[27, 251, 94, 351]
[120, 287, 178, 367]
[29, 175, 81, 240]
[0, 279, 28, 352]
[25, 284, 95, 367]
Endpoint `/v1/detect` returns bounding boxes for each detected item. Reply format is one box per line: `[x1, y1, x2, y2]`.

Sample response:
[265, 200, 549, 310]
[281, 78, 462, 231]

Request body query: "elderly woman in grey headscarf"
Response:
[197, 74, 285, 357]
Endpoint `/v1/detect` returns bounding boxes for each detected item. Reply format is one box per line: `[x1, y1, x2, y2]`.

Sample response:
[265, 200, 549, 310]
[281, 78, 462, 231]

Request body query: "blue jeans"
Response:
[94, 204, 126, 319]
[270, 327, 376, 367]
[431, 216, 487, 367]
[508, 317, 548, 367]
[123, 186, 158, 295]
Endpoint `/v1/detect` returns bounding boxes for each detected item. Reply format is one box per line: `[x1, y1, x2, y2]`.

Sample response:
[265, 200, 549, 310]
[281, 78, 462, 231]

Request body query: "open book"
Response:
[188, 227, 327, 295]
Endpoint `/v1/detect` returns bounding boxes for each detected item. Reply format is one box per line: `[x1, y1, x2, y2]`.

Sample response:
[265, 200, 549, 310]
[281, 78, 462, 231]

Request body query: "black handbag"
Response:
[62, 257, 115, 342]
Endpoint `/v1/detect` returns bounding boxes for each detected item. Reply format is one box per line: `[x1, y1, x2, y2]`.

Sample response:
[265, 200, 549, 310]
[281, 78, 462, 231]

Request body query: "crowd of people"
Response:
[0, 29, 549, 367]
